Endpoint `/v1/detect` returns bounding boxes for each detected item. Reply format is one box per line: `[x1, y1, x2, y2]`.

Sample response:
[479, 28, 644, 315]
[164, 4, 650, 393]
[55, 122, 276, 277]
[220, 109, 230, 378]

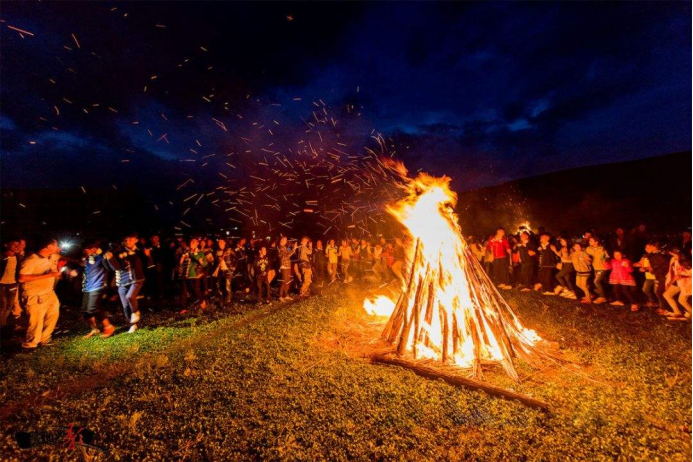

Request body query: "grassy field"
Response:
[0, 286, 691, 461]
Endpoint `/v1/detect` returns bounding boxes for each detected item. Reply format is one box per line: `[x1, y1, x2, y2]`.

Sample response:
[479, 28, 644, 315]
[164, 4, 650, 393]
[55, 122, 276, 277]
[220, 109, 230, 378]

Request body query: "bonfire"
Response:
[365, 163, 556, 382]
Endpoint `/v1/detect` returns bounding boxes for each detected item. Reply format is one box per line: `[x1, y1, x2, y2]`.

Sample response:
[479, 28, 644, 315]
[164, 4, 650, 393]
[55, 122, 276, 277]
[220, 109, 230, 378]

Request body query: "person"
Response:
[661, 250, 692, 321]
[486, 228, 511, 289]
[178, 238, 207, 311]
[609, 228, 628, 257]
[571, 242, 592, 304]
[633, 244, 659, 308]
[468, 236, 485, 262]
[18, 237, 62, 349]
[297, 237, 313, 297]
[254, 246, 272, 304]
[105, 233, 151, 333]
[535, 234, 558, 295]
[234, 238, 250, 291]
[81, 240, 116, 338]
[682, 231, 692, 255]
[326, 239, 339, 283]
[554, 238, 577, 299]
[608, 250, 638, 311]
[0, 238, 21, 329]
[277, 236, 295, 301]
[647, 241, 671, 314]
[514, 232, 536, 292]
[338, 239, 353, 283]
[586, 237, 609, 304]
[312, 240, 327, 286]
[213, 238, 236, 304]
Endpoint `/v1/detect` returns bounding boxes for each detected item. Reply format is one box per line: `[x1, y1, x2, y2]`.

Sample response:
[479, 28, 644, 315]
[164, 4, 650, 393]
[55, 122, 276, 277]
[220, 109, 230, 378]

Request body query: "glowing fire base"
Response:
[365, 171, 556, 381]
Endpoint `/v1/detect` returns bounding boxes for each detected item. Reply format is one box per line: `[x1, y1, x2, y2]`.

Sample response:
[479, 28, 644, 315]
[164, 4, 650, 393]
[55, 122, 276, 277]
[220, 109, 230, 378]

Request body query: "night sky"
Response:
[1, 1, 690, 195]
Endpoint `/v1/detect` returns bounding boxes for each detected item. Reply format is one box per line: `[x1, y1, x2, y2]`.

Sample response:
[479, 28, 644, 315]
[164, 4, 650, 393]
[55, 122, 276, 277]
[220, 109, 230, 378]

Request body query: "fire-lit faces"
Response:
[84, 247, 99, 256]
[218, 239, 226, 250]
[189, 238, 199, 250]
[316, 240, 323, 249]
[329, 239, 335, 246]
[573, 243, 582, 252]
[613, 250, 623, 260]
[540, 235, 550, 245]
[123, 237, 138, 249]
[520, 233, 529, 244]
[588, 238, 598, 247]
[259, 247, 267, 257]
[279, 237, 287, 247]
[46, 240, 60, 254]
[496, 228, 506, 239]
[150, 236, 160, 247]
[301, 237, 309, 246]
[645, 244, 654, 254]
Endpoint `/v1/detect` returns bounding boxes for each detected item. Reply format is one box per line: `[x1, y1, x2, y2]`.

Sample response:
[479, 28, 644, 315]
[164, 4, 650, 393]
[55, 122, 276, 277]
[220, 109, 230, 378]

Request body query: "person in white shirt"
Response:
[18, 237, 62, 349]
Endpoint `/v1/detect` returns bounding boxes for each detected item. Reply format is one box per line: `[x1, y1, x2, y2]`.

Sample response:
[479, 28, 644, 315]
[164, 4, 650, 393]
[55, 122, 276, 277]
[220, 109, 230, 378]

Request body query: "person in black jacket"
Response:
[535, 233, 558, 295]
[515, 232, 537, 292]
[213, 238, 236, 304]
[105, 233, 152, 333]
[254, 246, 272, 304]
[646, 241, 670, 313]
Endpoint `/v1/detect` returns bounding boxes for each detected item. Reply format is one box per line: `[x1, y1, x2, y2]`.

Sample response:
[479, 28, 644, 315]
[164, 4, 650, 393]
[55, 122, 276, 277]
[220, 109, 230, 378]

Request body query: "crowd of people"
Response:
[0, 232, 409, 350]
[0, 224, 690, 351]
[469, 226, 692, 319]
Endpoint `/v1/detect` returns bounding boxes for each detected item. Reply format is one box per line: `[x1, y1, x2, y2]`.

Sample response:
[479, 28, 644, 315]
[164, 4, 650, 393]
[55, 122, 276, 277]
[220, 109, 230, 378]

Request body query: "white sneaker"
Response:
[130, 311, 140, 324]
[128, 324, 138, 334]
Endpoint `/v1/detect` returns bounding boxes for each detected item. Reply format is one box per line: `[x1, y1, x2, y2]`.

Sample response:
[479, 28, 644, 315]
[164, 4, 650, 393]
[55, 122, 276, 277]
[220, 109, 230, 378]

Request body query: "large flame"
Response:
[364, 168, 550, 380]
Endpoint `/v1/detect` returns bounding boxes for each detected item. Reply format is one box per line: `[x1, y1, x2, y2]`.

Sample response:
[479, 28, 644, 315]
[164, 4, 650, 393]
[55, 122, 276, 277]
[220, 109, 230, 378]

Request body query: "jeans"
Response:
[593, 270, 607, 298]
[118, 281, 144, 323]
[642, 279, 656, 303]
[300, 268, 312, 296]
[279, 268, 292, 298]
[555, 263, 575, 292]
[181, 278, 204, 309]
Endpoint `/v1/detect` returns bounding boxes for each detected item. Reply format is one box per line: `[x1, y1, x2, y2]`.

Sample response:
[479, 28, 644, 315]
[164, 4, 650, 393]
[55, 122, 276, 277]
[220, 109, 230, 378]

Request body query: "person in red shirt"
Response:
[487, 228, 512, 289]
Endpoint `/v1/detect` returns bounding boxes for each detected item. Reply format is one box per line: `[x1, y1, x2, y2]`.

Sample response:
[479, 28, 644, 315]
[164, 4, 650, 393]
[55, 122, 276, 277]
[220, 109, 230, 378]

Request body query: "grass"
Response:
[0, 287, 690, 461]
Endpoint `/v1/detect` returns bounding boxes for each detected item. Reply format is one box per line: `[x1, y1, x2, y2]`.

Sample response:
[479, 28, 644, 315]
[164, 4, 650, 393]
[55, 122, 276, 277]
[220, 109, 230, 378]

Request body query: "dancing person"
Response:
[487, 228, 511, 289]
[587, 237, 610, 304]
[608, 250, 638, 311]
[571, 242, 593, 304]
[535, 234, 558, 295]
[515, 232, 537, 291]
[338, 239, 353, 283]
[297, 237, 313, 297]
[0, 238, 21, 329]
[326, 239, 339, 283]
[178, 238, 207, 311]
[105, 233, 151, 333]
[213, 238, 236, 304]
[661, 250, 692, 321]
[277, 236, 295, 301]
[312, 240, 326, 286]
[81, 240, 115, 338]
[633, 245, 659, 308]
[254, 246, 272, 304]
[555, 237, 577, 298]
[18, 237, 62, 349]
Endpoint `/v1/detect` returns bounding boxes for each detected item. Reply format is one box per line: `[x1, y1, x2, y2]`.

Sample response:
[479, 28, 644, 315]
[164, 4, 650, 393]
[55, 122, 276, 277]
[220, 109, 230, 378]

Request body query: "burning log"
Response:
[370, 352, 551, 411]
[365, 169, 562, 382]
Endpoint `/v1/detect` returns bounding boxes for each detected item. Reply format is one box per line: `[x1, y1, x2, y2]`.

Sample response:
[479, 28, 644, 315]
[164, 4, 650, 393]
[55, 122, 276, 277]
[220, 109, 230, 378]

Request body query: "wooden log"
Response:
[370, 353, 551, 411]
[383, 239, 422, 341]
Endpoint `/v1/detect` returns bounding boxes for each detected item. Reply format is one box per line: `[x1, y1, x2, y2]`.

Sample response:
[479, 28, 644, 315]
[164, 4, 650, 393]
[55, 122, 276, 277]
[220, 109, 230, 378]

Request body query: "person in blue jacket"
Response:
[81, 240, 115, 338]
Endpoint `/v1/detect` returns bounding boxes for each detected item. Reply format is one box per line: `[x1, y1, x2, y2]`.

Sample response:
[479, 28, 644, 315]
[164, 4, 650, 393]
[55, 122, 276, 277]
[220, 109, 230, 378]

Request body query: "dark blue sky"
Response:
[1, 1, 690, 193]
